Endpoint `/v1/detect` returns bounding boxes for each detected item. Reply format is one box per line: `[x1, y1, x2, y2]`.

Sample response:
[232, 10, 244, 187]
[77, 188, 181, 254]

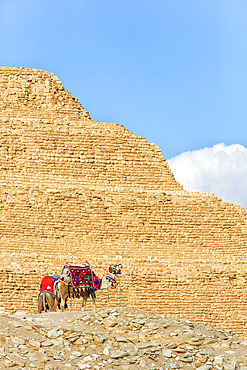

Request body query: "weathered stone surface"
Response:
[0, 307, 247, 369]
[28, 339, 41, 349]
[163, 349, 172, 357]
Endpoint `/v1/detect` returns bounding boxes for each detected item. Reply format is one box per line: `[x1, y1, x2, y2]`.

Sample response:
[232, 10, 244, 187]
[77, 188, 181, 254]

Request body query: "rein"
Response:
[59, 276, 71, 286]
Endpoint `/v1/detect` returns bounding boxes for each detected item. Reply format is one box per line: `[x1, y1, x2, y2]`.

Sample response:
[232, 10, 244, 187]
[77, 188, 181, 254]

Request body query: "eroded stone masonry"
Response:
[1, 67, 247, 337]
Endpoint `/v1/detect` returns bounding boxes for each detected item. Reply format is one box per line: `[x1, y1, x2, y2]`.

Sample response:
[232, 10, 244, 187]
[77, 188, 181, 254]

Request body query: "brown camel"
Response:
[38, 275, 60, 313]
[55, 263, 122, 311]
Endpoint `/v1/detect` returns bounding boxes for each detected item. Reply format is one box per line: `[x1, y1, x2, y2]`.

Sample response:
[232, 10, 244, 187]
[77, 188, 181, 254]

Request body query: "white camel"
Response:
[54, 263, 122, 311]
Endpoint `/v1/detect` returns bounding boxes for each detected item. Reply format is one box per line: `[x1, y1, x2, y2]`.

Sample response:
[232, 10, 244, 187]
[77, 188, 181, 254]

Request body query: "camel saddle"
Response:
[61, 263, 101, 291]
[39, 275, 60, 297]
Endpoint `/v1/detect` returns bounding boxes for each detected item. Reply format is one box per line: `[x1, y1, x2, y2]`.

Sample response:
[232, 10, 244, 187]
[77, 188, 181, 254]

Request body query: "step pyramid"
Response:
[1, 67, 247, 337]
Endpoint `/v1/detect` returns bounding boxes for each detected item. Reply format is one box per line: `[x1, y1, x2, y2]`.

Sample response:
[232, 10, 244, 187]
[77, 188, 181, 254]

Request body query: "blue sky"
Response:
[1, 0, 247, 207]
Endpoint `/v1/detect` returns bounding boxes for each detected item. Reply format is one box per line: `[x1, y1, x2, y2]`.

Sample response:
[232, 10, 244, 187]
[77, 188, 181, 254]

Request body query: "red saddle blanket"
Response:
[39, 275, 60, 296]
[62, 263, 101, 291]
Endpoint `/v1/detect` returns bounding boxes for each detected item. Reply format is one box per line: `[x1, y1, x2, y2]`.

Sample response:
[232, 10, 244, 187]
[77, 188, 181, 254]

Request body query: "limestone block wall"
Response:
[1, 67, 247, 338]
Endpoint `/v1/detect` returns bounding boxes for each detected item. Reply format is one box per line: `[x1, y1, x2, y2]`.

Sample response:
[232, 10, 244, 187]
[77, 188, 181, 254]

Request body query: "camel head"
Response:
[109, 263, 123, 275]
[61, 266, 70, 277]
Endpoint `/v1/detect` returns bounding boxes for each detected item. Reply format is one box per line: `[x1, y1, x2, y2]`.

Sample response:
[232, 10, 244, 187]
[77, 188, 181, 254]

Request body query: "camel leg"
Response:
[57, 281, 69, 312]
[92, 296, 96, 311]
[54, 281, 61, 311]
[52, 298, 58, 312]
[61, 297, 67, 312]
[61, 290, 68, 312]
[38, 294, 44, 314]
[43, 293, 47, 312]
[49, 295, 57, 312]
[82, 295, 87, 311]
[50, 293, 57, 311]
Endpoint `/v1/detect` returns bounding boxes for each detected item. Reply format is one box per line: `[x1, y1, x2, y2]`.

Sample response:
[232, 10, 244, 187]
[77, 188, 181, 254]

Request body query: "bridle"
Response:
[106, 263, 123, 289]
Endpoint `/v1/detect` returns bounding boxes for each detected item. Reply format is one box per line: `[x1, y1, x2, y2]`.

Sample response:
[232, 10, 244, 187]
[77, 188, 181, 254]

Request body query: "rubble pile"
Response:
[0, 307, 247, 369]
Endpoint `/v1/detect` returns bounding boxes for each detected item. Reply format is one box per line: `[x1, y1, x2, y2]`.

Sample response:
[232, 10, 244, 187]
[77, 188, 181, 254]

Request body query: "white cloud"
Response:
[168, 143, 247, 210]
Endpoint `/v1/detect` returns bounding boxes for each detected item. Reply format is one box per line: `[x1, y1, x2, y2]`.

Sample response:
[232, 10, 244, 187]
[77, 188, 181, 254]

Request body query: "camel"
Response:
[54, 262, 123, 311]
[38, 275, 60, 313]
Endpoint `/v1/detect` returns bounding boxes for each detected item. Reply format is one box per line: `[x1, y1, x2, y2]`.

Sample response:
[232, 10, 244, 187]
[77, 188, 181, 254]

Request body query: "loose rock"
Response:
[0, 306, 247, 369]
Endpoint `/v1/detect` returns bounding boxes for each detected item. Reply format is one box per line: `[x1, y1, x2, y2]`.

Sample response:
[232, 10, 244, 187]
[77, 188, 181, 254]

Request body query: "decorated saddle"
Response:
[61, 263, 101, 293]
[39, 275, 60, 297]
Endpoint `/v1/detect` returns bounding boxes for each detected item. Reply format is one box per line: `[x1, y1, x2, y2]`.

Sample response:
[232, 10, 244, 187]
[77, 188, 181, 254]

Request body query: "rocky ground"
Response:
[0, 306, 247, 370]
